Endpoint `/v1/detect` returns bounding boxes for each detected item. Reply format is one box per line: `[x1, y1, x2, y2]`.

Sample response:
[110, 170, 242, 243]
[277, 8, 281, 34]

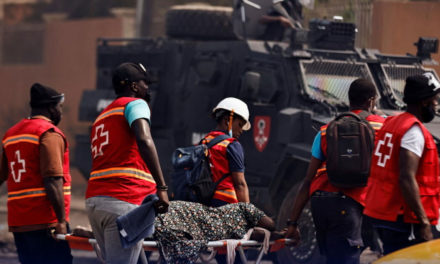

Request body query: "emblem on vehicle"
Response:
[253, 116, 271, 152]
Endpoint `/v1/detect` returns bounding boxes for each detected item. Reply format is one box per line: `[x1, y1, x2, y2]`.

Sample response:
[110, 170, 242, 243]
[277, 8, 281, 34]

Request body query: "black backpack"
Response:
[325, 111, 375, 188]
[171, 134, 230, 205]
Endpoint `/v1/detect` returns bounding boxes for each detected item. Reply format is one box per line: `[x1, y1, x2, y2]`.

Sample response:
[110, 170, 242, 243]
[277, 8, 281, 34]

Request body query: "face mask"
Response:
[421, 104, 436, 123]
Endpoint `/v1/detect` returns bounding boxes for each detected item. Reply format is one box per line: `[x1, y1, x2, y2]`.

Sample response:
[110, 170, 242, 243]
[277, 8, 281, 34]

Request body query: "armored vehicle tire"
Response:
[166, 5, 236, 40]
[276, 183, 324, 264]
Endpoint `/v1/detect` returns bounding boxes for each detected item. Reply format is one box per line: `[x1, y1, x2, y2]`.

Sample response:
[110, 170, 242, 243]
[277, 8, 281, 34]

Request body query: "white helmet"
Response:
[212, 97, 251, 130]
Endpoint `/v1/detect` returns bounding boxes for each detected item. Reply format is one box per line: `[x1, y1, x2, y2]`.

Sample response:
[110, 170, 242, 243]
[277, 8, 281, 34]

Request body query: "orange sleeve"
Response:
[40, 130, 65, 178]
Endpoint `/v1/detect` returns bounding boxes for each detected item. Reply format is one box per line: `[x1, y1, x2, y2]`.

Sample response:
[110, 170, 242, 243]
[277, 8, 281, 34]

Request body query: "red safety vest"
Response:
[2, 118, 71, 227]
[203, 131, 239, 203]
[86, 97, 156, 205]
[309, 111, 385, 206]
[364, 112, 440, 224]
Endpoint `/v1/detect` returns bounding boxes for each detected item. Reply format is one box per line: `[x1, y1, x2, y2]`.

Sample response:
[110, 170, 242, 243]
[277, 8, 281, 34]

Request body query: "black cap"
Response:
[30, 83, 64, 108]
[403, 73, 440, 104]
[112, 62, 154, 88]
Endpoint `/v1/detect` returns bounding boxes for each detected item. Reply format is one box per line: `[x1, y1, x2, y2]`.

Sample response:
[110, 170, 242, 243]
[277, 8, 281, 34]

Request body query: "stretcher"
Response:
[56, 234, 293, 264]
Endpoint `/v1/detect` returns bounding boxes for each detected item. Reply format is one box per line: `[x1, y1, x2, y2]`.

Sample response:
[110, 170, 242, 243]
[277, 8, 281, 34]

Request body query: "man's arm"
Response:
[40, 131, 67, 234]
[231, 172, 250, 203]
[286, 131, 324, 243]
[285, 157, 322, 244]
[44, 177, 66, 234]
[131, 118, 169, 213]
[399, 147, 433, 241]
[226, 141, 249, 202]
[251, 215, 277, 241]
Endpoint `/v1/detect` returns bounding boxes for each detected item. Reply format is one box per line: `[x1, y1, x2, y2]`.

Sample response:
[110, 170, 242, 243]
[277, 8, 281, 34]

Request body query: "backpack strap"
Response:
[335, 111, 371, 121]
[357, 110, 376, 141]
[206, 134, 231, 149]
[335, 111, 361, 121]
[205, 134, 233, 189]
[213, 173, 230, 186]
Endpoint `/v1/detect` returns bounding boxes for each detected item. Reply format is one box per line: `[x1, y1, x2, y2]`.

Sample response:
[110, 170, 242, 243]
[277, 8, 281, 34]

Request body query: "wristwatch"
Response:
[157, 185, 168, 191]
[286, 219, 298, 227]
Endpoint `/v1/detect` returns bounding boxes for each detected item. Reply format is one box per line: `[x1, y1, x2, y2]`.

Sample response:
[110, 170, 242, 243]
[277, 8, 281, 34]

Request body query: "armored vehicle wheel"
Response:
[166, 4, 236, 40]
[276, 183, 324, 264]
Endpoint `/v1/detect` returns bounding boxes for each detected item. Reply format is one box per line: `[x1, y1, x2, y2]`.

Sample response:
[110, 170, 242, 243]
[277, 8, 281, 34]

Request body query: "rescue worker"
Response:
[204, 97, 251, 207]
[364, 73, 440, 254]
[0, 83, 72, 264]
[85, 62, 169, 264]
[285, 79, 385, 264]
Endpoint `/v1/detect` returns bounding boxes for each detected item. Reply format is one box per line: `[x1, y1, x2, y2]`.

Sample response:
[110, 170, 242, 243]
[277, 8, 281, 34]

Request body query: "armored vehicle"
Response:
[75, 4, 440, 263]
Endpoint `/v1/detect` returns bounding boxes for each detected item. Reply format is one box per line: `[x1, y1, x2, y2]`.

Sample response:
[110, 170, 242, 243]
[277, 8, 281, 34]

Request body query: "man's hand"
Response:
[52, 221, 68, 240]
[154, 190, 169, 214]
[54, 221, 68, 234]
[286, 225, 301, 246]
[419, 221, 434, 241]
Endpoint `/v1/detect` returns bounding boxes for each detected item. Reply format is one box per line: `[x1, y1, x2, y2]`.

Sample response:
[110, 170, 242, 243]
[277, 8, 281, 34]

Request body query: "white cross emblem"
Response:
[10, 150, 26, 183]
[374, 132, 394, 168]
[91, 124, 109, 159]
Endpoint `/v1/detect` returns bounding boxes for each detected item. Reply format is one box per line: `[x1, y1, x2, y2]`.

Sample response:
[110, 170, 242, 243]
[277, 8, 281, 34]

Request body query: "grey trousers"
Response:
[85, 196, 144, 264]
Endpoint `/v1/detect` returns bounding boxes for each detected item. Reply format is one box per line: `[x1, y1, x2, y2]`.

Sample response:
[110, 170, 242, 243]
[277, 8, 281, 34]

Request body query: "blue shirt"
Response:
[311, 131, 325, 161]
[227, 141, 245, 173]
[124, 99, 151, 127]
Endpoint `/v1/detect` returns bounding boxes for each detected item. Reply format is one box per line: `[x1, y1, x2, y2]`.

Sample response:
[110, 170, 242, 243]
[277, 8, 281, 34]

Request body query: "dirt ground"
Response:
[0, 184, 379, 264]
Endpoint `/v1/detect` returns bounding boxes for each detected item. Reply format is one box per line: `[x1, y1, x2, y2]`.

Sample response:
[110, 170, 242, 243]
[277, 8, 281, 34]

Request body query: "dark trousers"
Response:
[13, 229, 73, 264]
[375, 227, 417, 255]
[311, 192, 363, 264]
[369, 215, 428, 255]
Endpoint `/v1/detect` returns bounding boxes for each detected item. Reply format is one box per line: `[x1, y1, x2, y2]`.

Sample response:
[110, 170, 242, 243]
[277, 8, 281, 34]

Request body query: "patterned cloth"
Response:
[153, 201, 265, 263]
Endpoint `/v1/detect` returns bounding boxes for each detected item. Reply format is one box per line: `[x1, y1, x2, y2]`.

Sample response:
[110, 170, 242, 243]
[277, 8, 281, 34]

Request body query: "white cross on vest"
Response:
[91, 124, 109, 159]
[374, 132, 394, 168]
[10, 150, 26, 183]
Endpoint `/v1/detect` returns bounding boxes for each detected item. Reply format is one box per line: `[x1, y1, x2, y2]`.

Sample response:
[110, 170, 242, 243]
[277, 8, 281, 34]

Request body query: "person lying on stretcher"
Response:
[74, 199, 285, 263]
[153, 201, 285, 263]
